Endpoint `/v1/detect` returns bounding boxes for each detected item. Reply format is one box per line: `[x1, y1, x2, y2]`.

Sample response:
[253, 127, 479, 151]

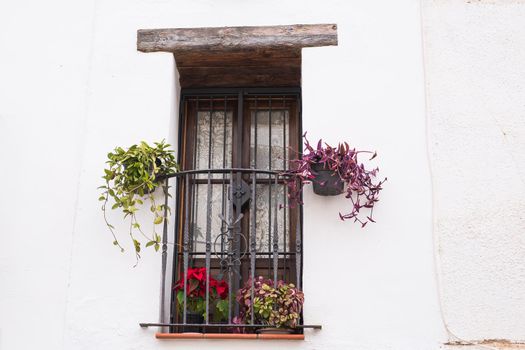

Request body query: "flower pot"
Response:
[256, 327, 295, 334]
[122, 157, 164, 194]
[183, 311, 204, 333]
[311, 163, 344, 196]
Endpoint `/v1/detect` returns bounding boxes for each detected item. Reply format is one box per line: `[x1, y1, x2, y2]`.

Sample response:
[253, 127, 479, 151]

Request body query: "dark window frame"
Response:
[169, 87, 304, 333]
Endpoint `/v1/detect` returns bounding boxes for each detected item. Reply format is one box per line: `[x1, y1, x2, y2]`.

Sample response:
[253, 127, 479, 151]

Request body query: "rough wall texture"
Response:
[422, 0, 525, 342]
[2, 0, 524, 349]
[0, 1, 96, 349]
[0, 0, 446, 349]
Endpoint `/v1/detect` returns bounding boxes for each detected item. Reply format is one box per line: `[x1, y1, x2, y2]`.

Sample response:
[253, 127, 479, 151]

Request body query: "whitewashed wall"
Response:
[0, 0, 523, 349]
[422, 0, 525, 344]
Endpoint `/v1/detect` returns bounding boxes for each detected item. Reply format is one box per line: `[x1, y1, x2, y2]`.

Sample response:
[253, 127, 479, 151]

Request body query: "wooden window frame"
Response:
[169, 87, 303, 334]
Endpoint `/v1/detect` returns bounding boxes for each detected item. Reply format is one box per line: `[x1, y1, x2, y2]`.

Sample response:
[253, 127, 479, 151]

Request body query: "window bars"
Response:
[140, 89, 320, 333]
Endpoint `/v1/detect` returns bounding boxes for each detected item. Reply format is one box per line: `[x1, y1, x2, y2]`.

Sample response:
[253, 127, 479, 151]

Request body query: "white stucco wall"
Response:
[1, 0, 524, 349]
[422, 0, 525, 343]
[0, 1, 97, 349]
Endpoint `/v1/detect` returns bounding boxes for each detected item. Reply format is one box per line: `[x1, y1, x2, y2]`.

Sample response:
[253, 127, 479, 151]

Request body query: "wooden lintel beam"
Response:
[137, 24, 337, 53]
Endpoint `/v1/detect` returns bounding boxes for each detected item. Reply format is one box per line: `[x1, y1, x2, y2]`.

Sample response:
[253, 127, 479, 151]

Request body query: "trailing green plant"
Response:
[234, 276, 304, 329]
[98, 140, 179, 262]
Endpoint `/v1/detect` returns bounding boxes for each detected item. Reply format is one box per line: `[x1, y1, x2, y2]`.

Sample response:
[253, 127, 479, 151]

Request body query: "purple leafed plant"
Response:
[283, 133, 387, 227]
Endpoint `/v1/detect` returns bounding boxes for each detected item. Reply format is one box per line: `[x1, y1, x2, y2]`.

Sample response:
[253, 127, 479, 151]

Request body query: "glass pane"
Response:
[195, 110, 233, 178]
[250, 109, 289, 171]
[192, 183, 229, 253]
[252, 183, 288, 252]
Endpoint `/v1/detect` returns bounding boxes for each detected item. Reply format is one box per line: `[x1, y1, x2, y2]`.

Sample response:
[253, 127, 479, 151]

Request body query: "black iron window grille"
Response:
[140, 88, 320, 333]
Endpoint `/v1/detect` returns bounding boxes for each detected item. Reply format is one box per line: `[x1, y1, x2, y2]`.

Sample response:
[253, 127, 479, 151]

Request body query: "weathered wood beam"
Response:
[137, 24, 337, 53]
[178, 66, 301, 88]
[174, 48, 301, 68]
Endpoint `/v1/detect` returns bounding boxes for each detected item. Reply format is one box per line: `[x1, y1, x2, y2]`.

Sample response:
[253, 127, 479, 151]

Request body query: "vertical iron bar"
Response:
[267, 97, 272, 277]
[209, 97, 214, 168]
[194, 97, 200, 169]
[282, 97, 287, 171]
[250, 96, 258, 324]
[295, 197, 302, 290]
[268, 96, 272, 171]
[221, 97, 228, 261]
[204, 98, 214, 326]
[233, 92, 243, 317]
[159, 178, 169, 328]
[223, 97, 227, 168]
[296, 91, 303, 291]
[190, 98, 200, 254]
[250, 170, 257, 324]
[183, 174, 190, 324]
[272, 175, 279, 284]
[253, 96, 258, 169]
[282, 97, 287, 281]
[227, 171, 234, 323]
[205, 171, 212, 325]
[171, 176, 180, 331]
[170, 94, 186, 332]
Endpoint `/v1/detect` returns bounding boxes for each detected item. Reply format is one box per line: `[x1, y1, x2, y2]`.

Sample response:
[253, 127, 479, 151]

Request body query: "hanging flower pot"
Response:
[310, 163, 344, 196]
[99, 140, 179, 263]
[282, 133, 386, 227]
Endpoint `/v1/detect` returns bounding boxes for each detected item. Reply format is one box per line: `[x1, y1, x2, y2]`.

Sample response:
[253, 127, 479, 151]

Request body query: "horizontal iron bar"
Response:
[139, 323, 322, 330]
[189, 178, 289, 185]
[158, 167, 290, 179]
[183, 251, 296, 256]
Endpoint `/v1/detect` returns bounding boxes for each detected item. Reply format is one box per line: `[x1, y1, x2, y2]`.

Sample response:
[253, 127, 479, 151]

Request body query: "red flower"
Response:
[173, 267, 229, 300]
[189, 267, 205, 282]
[216, 280, 229, 299]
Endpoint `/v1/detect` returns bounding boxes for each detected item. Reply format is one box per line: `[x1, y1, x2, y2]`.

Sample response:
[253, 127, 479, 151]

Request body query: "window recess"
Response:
[137, 23, 337, 338]
[170, 89, 307, 334]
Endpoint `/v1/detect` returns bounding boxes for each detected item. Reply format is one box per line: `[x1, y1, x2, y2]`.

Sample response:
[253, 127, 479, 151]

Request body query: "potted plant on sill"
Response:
[283, 133, 386, 227]
[234, 276, 304, 334]
[98, 140, 179, 263]
[174, 267, 229, 332]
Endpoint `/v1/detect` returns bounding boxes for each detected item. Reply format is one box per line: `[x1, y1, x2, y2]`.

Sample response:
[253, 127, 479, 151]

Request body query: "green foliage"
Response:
[236, 276, 304, 329]
[99, 140, 178, 263]
[176, 291, 229, 322]
[215, 299, 229, 322]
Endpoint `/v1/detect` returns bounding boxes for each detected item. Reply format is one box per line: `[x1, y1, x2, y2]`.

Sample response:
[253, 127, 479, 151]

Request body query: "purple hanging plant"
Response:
[282, 133, 387, 227]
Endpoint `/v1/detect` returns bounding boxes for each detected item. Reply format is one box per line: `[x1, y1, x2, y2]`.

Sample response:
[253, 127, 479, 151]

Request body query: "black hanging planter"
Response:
[123, 157, 164, 195]
[311, 163, 344, 196]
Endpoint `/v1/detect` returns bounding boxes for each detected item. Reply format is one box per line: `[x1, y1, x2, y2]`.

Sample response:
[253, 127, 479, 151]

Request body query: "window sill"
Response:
[155, 333, 305, 340]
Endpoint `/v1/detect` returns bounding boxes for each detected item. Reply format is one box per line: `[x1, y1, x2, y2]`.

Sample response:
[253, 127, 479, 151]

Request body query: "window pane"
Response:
[191, 183, 229, 253]
[253, 183, 288, 252]
[195, 110, 233, 178]
[250, 109, 289, 171]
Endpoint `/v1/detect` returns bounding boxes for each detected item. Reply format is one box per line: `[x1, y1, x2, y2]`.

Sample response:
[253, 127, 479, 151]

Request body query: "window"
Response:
[137, 23, 337, 339]
[168, 88, 303, 333]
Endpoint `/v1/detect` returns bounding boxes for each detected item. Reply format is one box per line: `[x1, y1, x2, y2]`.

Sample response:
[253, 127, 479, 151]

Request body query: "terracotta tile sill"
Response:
[155, 333, 305, 340]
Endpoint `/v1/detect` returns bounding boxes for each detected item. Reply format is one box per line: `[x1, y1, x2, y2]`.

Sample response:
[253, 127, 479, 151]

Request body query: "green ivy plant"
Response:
[98, 140, 179, 262]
